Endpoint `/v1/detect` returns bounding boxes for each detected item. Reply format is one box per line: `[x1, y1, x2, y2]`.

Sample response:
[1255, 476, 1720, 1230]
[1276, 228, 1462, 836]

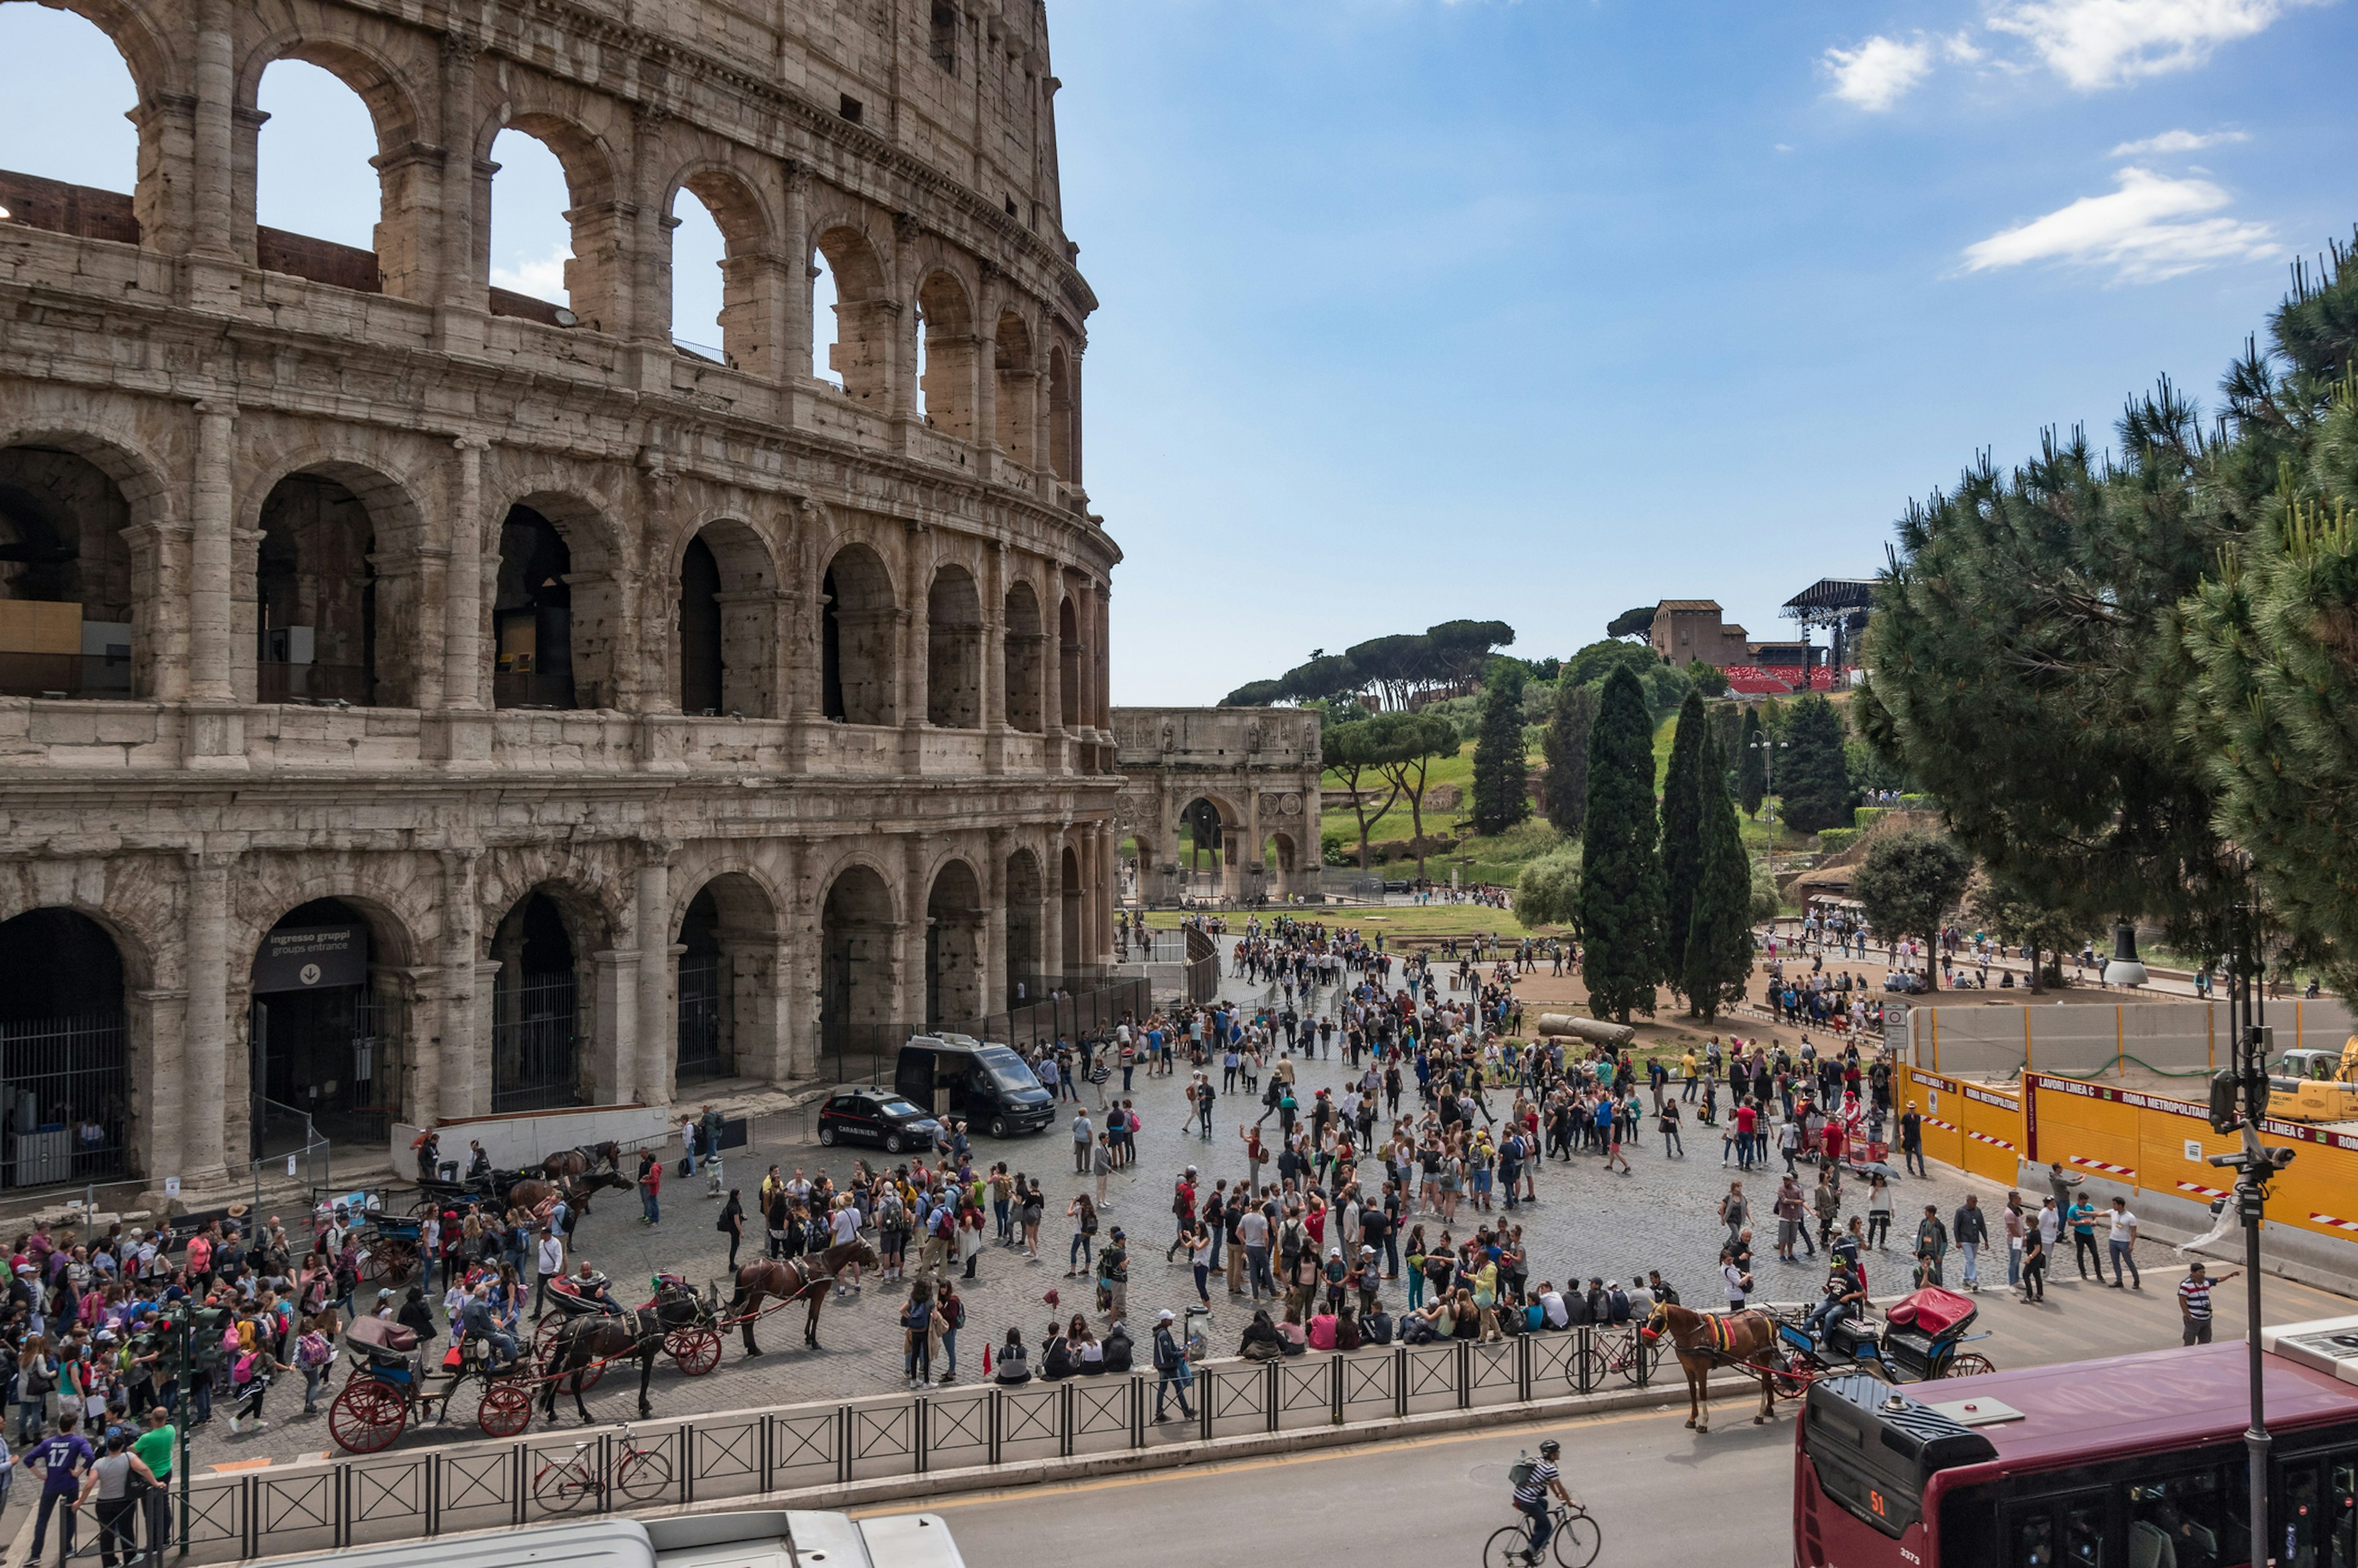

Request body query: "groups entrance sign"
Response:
[252, 925, 367, 993]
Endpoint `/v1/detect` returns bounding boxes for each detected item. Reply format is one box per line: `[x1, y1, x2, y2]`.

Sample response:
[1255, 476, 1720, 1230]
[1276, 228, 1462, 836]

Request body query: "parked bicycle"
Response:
[530, 1433, 675, 1512]
[1567, 1324, 1663, 1391]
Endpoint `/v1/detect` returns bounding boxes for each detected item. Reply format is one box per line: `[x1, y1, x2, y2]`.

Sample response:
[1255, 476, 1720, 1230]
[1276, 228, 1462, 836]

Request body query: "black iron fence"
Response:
[0, 1009, 130, 1188]
[256, 661, 373, 705]
[815, 976, 1151, 1088]
[492, 972, 580, 1112]
[168, 1327, 1662, 1562]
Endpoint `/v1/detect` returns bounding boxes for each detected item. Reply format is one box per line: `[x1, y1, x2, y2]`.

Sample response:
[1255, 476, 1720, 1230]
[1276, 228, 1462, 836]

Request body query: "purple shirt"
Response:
[26, 1433, 93, 1495]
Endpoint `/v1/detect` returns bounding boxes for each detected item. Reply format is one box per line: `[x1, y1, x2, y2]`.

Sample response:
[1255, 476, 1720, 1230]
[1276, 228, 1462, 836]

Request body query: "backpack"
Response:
[1508, 1453, 1538, 1490]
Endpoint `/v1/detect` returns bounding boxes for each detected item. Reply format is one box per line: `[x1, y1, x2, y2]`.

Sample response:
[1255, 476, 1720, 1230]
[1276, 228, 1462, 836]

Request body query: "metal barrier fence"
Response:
[815, 977, 1154, 1087]
[172, 1327, 1660, 1562]
[1184, 927, 1221, 1004]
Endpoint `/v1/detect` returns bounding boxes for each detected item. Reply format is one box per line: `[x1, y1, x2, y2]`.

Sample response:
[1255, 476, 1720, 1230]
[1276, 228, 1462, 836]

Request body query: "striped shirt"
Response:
[1514, 1457, 1559, 1506]
[2177, 1276, 2214, 1320]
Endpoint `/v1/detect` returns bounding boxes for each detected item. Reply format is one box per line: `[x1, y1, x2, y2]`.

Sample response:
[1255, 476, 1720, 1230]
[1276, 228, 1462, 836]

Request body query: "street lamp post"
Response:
[1749, 734, 1789, 882]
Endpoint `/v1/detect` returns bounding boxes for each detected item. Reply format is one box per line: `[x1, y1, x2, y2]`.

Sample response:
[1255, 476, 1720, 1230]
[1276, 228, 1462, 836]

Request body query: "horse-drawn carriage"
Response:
[1771, 1285, 1994, 1394]
[530, 1273, 725, 1389]
[327, 1316, 538, 1453]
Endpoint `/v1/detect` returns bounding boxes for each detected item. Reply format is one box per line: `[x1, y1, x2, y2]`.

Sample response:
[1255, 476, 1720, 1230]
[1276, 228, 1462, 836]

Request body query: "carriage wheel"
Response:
[328, 1379, 408, 1454]
[1770, 1351, 1818, 1400]
[532, 1315, 566, 1358]
[477, 1382, 534, 1438]
[670, 1328, 722, 1376]
[356, 1251, 390, 1286]
[1944, 1353, 1996, 1380]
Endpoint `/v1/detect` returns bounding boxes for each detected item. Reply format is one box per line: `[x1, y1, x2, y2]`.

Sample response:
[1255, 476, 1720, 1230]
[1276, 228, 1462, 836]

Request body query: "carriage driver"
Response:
[1805, 1256, 1868, 1341]
[572, 1260, 621, 1313]
[460, 1281, 520, 1369]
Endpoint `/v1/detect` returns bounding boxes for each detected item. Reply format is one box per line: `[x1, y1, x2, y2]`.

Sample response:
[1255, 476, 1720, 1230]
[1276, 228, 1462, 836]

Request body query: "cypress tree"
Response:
[1541, 682, 1596, 837]
[1471, 661, 1530, 836]
[1659, 689, 1708, 998]
[1577, 665, 1663, 1022]
[1779, 693, 1854, 833]
[1737, 707, 1766, 817]
[1684, 729, 1756, 1020]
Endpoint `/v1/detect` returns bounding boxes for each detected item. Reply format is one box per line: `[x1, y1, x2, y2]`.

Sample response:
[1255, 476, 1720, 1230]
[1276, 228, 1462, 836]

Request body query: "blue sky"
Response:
[3, 0, 2352, 705]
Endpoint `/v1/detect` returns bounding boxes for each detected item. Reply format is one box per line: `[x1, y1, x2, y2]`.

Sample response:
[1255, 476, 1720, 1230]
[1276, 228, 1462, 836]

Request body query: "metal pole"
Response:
[176, 1315, 192, 1559]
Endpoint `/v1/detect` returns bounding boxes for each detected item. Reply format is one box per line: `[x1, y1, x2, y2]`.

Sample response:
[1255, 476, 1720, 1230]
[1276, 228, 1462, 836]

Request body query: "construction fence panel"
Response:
[1897, 1066, 1966, 1172]
[1912, 998, 2351, 1079]
[2028, 1077, 2144, 1188]
[1955, 1082, 2025, 1186]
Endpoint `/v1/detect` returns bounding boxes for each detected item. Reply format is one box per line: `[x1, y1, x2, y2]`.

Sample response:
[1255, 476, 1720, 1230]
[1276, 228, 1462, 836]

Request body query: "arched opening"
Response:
[254, 472, 378, 705]
[677, 520, 776, 718]
[248, 897, 404, 1154]
[1057, 594, 1081, 729]
[486, 121, 615, 329]
[812, 226, 891, 408]
[926, 565, 982, 728]
[0, 443, 138, 698]
[820, 543, 897, 726]
[493, 504, 575, 708]
[252, 56, 404, 294]
[1004, 848, 1041, 1007]
[811, 249, 841, 386]
[1179, 797, 1226, 878]
[915, 271, 976, 439]
[489, 888, 591, 1111]
[669, 186, 726, 362]
[993, 313, 1035, 461]
[669, 170, 777, 376]
[675, 871, 776, 1087]
[0, 908, 130, 1187]
[1047, 344, 1074, 481]
[0, 8, 143, 249]
[925, 860, 983, 1029]
[819, 865, 895, 1074]
[1059, 845, 1083, 972]
[1002, 580, 1043, 732]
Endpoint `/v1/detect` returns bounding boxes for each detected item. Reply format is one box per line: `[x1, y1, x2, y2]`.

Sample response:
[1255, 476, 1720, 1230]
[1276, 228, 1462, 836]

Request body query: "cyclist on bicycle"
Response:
[1512, 1438, 1573, 1560]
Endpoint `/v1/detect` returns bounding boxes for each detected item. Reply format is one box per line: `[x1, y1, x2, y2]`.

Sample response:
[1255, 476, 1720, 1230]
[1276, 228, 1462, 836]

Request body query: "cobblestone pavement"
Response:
[177, 938, 2350, 1473]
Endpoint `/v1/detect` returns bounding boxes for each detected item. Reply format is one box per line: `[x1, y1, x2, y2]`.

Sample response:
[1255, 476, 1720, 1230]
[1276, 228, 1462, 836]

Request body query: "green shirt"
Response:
[131, 1425, 176, 1481]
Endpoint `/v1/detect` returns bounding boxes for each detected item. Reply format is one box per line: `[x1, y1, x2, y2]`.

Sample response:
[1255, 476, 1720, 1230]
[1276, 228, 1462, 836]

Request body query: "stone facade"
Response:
[0, 0, 1121, 1200]
[1113, 707, 1321, 905]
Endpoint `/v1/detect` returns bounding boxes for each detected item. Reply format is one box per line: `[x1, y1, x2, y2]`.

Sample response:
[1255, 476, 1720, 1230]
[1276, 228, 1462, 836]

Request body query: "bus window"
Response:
[2128, 1465, 2247, 1568]
[2290, 1464, 2321, 1568]
[2063, 1494, 2110, 1568]
[2279, 1454, 2353, 1568]
[2007, 1492, 2108, 1568]
[2335, 1457, 2357, 1568]
[2012, 1512, 2056, 1568]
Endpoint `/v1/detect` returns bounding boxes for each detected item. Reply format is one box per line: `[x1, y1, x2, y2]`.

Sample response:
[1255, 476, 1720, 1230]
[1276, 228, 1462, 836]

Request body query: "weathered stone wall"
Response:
[1113, 707, 1323, 904]
[0, 0, 1123, 1201]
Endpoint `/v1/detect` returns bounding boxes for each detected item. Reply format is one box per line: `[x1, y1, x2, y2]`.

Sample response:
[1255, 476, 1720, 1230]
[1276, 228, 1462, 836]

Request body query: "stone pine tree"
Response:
[1853, 830, 1974, 992]
[1541, 682, 1596, 836]
[1471, 661, 1530, 837]
[1658, 689, 1710, 994]
[1684, 730, 1756, 1020]
[1778, 693, 1854, 833]
[1578, 665, 1664, 1021]
[1737, 707, 1766, 817]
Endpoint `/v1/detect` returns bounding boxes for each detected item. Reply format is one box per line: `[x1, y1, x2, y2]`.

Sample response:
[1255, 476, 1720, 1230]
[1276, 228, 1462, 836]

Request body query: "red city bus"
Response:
[1794, 1316, 2358, 1568]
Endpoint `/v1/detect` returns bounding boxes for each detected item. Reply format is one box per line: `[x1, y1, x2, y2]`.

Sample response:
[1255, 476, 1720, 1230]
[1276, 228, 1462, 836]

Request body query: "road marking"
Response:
[847, 1401, 1699, 1515]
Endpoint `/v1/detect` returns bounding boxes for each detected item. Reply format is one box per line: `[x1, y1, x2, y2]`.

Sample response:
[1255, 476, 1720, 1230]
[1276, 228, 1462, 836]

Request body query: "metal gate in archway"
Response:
[491, 971, 579, 1111]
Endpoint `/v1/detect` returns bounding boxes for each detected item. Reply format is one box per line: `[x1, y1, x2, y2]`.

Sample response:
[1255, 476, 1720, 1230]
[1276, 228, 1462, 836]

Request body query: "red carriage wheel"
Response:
[477, 1382, 534, 1438]
[669, 1328, 722, 1376]
[532, 1316, 565, 1361]
[328, 1379, 407, 1454]
[1944, 1352, 1996, 1379]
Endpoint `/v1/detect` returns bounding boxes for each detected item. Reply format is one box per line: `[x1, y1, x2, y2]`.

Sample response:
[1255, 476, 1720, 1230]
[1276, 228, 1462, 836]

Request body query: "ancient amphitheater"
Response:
[0, 0, 1125, 1200]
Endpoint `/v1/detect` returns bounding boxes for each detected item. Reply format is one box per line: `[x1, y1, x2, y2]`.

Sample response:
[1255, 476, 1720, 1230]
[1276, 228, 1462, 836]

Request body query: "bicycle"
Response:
[1483, 1502, 1601, 1568]
[529, 1432, 675, 1512]
[1566, 1325, 1663, 1391]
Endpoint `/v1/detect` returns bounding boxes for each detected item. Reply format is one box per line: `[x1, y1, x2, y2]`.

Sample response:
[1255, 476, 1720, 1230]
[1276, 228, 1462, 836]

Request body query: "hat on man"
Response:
[1157, 1309, 1173, 1321]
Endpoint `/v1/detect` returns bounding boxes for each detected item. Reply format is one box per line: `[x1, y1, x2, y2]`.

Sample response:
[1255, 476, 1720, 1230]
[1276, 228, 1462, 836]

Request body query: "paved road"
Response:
[179, 937, 2352, 1472]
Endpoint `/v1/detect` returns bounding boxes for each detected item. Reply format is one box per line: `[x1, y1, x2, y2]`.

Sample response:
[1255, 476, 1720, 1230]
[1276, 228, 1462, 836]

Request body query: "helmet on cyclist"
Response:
[1538, 1440, 1561, 1459]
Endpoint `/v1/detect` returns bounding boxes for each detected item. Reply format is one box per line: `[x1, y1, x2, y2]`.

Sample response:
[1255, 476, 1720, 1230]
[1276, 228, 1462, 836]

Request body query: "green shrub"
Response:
[1818, 828, 1862, 854]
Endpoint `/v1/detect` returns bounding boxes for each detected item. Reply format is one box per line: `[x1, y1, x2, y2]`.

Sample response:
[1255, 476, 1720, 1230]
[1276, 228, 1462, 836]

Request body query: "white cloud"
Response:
[2109, 126, 2251, 156]
[1824, 34, 1936, 109]
[1961, 166, 2279, 282]
[491, 246, 572, 302]
[1985, 0, 2323, 90]
[1941, 30, 1988, 61]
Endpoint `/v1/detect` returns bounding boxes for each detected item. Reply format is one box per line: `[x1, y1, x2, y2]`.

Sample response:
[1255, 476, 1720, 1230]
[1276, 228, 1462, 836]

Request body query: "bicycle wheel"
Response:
[1482, 1525, 1537, 1568]
[617, 1445, 675, 1503]
[1621, 1338, 1664, 1386]
[1552, 1512, 1601, 1568]
[531, 1458, 597, 1513]
[1563, 1345, 1608, 1394]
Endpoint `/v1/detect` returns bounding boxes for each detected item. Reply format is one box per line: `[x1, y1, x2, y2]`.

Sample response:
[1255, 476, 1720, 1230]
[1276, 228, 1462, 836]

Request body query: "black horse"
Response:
[537, 1281, 709, 1423]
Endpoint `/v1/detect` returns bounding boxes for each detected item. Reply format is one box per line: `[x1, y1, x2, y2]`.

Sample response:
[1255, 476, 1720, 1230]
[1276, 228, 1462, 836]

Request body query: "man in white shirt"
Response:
[1537, 1283, 1569, 1329]
[532, 1228, 564, 1315]
[2105, 1197, 2141, 1290]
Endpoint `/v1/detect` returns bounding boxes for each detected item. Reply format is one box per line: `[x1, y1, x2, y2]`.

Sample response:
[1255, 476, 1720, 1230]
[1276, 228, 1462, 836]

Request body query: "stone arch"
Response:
[992, 311, 1036, 462]
[666, 163, 780, 375]
[479, 105, 625, 328]
[489, 488, 625, 710]
[0, 433, 150, 699]
[237, 33, 430, 297]
[0, 906, 136, 1186]
[239, 889, 422, 1153]
[1058, 591, 1081, 728]
[673, 517, 778, 718]
[486, 880, 613, 1111]
[240, 454, 430, 708]
[1003, 847, 1042, 1007]
[820, 539, 898, 726]
[0, 1, 177, 248]
[915, 268, 977, 440]
[819, 861, 899, 1073]
[924, 857, 984, 1029]
[1002, 576, 1043, 732]
[1047, 342, 1075, 481]
[1059, 842, 1083, 972]
[674, 869, 777, 1087]
[926, 562, 983, 728]
[811, 220, 894, 408]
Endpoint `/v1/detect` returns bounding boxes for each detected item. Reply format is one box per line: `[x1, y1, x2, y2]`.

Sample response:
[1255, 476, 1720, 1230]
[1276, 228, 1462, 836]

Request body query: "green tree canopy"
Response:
[1606, 605, 1657, 641]
[1659, 689, 1710, 995]
[1578, 665, 1665, 1022]
[1966, 870, 2092, 992]
[1542, 682, 1597, 837]
[1683, 730, 1756, 1021]
[1366, 710, 1462, 877]
[1471, 660, 1530, 837]
[1514, 850, 1583, 933]
[1778, 694, 1854, 834]
[1853, 830, 1974, 992]
[1322, 720, 1401, 871]
[1737, 707, 1767, 817]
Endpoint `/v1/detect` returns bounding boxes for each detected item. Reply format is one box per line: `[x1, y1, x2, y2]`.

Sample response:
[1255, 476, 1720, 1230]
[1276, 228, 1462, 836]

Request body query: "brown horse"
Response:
[540, 1141, 623, 1181]
[538, 1281, 710, 1424]
[726, 1238, 879, 1353]
[1644, 1298, 1780, 1434]
[506, 1170, 629, 1225]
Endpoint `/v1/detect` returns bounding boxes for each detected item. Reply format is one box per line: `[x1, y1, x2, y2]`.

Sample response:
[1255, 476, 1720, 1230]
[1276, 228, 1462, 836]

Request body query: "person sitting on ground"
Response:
[1040, 1321, 1076, 1380]
[1307, 1304, 1339, 1351]
[1073, 1317, 1105, 1374]
[1277, 1306, 1309, 1353]
[1238, 1309, 1286, 1360]
[994, 1327, 1030, 1384]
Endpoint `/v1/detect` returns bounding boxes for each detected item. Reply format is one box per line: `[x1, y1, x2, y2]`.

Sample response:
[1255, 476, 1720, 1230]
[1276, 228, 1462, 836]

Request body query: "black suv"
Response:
[816, 1089, 943, 1154]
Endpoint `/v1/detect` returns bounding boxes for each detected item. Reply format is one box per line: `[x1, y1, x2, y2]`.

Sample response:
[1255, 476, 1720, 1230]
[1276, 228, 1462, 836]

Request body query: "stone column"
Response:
[635, 847, 675, 1108]
[443, 438, 486, 708]
[901, 522, 932, 770]
[591, 949, 641, 1107]
[183, 850, 232, 1190]
[185, 402, 240, 750]
[903, 834, 933, 1025]
[1044, 566, 1067, 774]
[984, 829, 1010, 1014]
[1041, 829, 1065, 982]
[187, 0, 238, 307]
[782, 164, 812, 381]
[781, 836, 819, 1078]
[436, 30, 483, 326]
[981, 543, 1008, 770]
[434, 849, 480, 1121]
[974, 298, 999, 468]
[473, 958, 502, 1112]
